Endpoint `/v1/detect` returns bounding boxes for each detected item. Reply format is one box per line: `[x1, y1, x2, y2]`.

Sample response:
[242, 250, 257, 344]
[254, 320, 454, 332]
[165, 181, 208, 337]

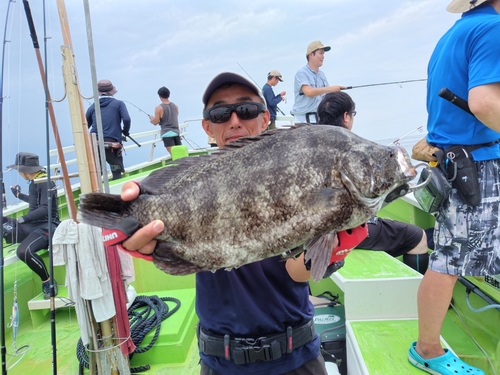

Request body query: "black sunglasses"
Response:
[203, 102, 266, 124]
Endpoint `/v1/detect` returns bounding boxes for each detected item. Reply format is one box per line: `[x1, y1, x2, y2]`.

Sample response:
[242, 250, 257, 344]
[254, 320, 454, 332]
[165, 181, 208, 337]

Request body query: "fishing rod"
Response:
[122, 100, 151, 117]
[298, 78, 427, 95]
[438, 87, 473, 116]
[343, 78, 427, 90]
[23, 0, 76, 221]
[236, 62, 286, 116]
[388, 125, 424, 146]
[1, 1, 16, 372]
[39, 0, 58, 372]
[122, 134, 141, 147]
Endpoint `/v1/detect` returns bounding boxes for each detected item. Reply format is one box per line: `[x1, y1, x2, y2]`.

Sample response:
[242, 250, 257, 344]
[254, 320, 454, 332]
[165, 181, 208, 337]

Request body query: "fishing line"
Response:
[122, 100, 151, 117]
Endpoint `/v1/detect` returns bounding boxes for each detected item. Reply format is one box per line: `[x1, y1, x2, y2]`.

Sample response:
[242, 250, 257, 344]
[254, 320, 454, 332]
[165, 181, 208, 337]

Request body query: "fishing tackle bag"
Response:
[440, 145, 481, 207]
[415, 139, 499, 211]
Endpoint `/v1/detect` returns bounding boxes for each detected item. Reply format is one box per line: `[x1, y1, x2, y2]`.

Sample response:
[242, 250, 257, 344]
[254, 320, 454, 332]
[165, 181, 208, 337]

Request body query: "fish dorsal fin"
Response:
[140, 125, 310, 195]
[213, 128, 286, 151]
[141, 155, 215, 194]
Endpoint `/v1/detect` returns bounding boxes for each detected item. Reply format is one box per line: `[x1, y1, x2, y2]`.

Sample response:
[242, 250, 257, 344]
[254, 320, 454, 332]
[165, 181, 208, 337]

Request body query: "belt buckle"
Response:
[232, 337, 281, 364]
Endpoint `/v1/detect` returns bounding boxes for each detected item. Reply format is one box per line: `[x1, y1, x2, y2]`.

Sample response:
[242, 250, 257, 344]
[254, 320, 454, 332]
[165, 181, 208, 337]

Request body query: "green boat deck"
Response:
[3, 154, 500, 374]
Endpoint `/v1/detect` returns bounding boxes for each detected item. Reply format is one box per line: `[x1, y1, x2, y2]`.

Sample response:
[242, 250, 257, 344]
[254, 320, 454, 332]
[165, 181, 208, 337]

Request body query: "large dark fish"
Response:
[79, 125, 416, 281]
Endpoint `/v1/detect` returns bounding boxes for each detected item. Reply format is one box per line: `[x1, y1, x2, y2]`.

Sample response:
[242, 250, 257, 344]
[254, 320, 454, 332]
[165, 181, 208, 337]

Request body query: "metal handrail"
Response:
[47, 121, 190, 170]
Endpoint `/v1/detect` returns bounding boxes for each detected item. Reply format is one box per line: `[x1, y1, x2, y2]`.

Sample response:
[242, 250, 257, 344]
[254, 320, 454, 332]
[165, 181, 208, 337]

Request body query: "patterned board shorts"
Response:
[429, 159, 500, 276]
[430, 159, 500, 276]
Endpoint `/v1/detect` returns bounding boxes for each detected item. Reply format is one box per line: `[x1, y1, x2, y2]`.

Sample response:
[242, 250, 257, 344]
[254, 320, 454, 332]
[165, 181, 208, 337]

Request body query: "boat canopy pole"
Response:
[82, 0, 109, 194]
[0, 1, 16, 373]
[22, 0, 77, 222]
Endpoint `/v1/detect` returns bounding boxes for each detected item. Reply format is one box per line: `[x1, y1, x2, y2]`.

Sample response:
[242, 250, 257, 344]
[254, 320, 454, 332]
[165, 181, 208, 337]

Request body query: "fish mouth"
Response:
[397, 147, 417, 178]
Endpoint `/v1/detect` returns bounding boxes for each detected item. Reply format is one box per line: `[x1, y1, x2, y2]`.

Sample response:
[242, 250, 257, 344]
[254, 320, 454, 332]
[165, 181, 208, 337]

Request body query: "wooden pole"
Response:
[56, 0, 100, 194]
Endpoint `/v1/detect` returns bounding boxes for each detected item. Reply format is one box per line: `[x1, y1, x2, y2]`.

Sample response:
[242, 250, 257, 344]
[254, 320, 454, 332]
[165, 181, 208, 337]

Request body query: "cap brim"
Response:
[323, 46, 331, 52]
[277, 77, 283, 82]
[446, 0, 487, 12]
[98, 88, 118, 96]
[6, 164, 42, 173]
[202, 72, 267, 108]
[5, 164, 17, 172]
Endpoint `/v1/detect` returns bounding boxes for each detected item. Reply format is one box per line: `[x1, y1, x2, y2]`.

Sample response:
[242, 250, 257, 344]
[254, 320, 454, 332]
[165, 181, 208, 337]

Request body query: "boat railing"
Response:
[48, 121, 190, 171]
[275, 115, 294, 127]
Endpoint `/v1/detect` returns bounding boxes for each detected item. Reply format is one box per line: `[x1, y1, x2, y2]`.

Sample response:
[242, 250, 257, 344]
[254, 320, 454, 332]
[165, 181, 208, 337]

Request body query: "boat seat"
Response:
[330, 249, 422, 320]
[347, 317, 490, 375]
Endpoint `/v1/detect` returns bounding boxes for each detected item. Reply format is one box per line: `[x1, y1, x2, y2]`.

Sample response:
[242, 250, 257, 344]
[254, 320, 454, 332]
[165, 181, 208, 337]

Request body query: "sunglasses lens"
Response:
[206, 102, 264, 123]
[235, 104, 259, 120]
[209, 107, 231, 123]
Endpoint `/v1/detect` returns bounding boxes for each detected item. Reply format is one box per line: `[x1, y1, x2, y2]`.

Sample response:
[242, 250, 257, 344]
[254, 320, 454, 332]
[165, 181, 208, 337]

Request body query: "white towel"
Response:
[50, 221, 116, 344]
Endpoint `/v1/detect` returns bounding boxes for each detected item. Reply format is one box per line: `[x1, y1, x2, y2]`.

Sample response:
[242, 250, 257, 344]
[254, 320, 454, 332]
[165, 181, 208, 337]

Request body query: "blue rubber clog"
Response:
[408, 342, 485, 375]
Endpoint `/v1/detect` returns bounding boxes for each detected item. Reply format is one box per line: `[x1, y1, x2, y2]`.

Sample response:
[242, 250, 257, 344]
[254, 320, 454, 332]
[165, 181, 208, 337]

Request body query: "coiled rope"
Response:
[76, 294, 181, 373]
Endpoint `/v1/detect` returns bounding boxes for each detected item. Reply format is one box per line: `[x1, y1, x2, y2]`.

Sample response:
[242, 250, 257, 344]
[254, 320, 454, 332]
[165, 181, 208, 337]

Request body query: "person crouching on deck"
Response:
[4, 152, 60, 299]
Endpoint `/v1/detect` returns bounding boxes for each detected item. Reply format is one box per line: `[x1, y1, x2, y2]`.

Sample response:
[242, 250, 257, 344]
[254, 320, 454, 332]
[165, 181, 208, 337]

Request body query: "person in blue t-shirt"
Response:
[86, 79, 131, 180]
[117, 72, 368, 375]
[407, 0, 500, 374]
[262, 69, 286, 130]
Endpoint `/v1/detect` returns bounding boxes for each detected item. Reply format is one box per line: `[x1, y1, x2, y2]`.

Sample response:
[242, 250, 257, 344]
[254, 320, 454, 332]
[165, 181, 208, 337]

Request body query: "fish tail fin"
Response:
[304, 232, 336, 282]
[79, 193, 132, 228]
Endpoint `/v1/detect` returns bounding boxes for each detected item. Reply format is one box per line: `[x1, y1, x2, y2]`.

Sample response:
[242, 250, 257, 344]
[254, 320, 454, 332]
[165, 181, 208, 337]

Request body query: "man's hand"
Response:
[10, 185, 21, 198]
[120, 181, 164, 255]
[327, 85, 347, 93]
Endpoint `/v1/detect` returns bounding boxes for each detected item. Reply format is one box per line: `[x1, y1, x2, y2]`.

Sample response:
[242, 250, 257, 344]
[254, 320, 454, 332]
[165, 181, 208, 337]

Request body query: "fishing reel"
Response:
[384, 162, 432, 205]
[2, 217, 18, 244]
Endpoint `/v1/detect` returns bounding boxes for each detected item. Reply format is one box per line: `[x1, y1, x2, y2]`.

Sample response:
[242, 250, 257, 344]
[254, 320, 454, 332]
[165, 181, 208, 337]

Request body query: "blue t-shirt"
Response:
[291, 65, 329, 123]
[196, 256, 319, 375]
[262, 83, 282, 120]
[426, 4, 500, 161]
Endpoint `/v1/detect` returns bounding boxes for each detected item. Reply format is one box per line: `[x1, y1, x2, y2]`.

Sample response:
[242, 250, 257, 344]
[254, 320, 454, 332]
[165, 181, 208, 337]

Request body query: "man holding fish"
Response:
[117, 72, 369, 374]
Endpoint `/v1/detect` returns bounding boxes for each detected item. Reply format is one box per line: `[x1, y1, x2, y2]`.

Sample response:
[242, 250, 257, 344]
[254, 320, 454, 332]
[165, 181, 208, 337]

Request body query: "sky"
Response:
[1, 0, 460, 204]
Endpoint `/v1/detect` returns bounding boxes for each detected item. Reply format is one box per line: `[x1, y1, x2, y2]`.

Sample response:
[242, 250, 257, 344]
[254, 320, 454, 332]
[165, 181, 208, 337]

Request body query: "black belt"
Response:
[197, 319, 315, 365]
[305, 112, 317, 124]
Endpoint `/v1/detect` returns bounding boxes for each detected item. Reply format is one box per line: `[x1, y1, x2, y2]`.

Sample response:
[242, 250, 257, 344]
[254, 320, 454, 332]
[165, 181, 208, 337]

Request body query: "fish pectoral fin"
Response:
[152, 241, 206, 275]
[304, 232, 336, 282]
[302, 188, 341, 210]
